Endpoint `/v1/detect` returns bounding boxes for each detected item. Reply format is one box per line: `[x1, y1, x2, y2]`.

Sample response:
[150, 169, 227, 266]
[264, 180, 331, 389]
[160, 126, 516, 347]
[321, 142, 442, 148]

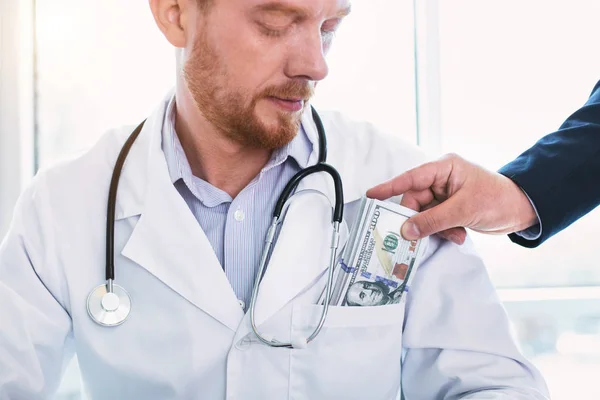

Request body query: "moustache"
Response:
[260, 81, 315, 102]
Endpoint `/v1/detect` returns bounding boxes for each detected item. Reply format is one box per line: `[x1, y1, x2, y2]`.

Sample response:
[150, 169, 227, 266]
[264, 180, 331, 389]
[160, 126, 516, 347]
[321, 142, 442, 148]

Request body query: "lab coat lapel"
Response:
[120, 100, 244, 332]
[252, 172, 349, 327]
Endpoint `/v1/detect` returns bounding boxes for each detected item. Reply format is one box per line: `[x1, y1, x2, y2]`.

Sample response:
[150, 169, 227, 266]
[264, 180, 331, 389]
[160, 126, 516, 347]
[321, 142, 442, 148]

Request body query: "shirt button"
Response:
[234, 209, 245, 222]
[238, 299, 246, 310]
[235, 335, 252, 351]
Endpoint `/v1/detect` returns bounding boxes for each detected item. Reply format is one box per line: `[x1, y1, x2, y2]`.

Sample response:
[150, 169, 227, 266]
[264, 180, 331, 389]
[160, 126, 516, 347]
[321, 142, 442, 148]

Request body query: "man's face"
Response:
[183, 0, 351, 150]
[346, 281, 388, 307]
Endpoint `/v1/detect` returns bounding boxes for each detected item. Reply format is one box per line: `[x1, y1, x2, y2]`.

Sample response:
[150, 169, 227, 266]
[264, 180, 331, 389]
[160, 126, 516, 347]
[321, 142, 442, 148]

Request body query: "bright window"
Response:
[438, 0, 600, 398]
[312, 0, 417, 141]
[36, 0, 175, 168]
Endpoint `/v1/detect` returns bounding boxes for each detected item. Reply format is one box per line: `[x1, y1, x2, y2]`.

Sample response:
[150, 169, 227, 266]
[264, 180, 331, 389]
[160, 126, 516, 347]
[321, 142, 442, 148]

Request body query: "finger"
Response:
[400, 194, 467, 240]
[399, 190, 436, 212]
[367, 159, 452, 200]
[436, 227, 467, 245]
[420, 198, 441, 212]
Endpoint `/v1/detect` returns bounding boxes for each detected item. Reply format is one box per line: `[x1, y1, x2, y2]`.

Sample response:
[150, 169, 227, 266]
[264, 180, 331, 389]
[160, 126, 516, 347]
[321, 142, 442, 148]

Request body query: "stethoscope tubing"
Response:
[105, 120, 146, 282]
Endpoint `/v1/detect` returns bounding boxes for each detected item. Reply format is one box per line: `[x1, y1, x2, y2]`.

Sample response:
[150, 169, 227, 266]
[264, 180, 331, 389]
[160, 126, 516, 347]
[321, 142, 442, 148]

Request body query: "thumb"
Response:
[401, 197, 464, 240]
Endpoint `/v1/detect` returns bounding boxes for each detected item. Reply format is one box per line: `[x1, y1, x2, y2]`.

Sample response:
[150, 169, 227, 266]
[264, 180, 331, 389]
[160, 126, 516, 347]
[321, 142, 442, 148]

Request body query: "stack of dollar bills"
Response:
[319, 196, 429, 307]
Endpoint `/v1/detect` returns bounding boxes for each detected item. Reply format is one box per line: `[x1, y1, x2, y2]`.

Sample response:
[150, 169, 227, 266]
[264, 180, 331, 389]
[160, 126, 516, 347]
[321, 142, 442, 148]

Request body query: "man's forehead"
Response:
[243, 0, 352, 18]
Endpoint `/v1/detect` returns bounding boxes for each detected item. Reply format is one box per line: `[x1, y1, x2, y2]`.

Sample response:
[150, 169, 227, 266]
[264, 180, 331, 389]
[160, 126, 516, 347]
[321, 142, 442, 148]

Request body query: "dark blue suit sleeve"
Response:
[498, 80, 600, 248]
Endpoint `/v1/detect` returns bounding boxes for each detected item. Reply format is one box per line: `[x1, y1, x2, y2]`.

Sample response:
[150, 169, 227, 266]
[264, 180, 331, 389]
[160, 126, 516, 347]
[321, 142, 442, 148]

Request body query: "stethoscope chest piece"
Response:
[87, 283, 131, 327]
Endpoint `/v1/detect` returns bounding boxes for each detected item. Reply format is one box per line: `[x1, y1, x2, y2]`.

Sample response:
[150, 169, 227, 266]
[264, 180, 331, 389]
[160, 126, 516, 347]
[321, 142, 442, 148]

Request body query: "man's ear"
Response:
[149, 0, 188, 48]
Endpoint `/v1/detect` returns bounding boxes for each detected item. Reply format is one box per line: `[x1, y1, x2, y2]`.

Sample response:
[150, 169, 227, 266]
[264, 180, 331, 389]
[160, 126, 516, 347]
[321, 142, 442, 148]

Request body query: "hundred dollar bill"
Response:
[321, 197, 428, 307]
[326, 197, 373, 305]
[318, 196, 373, 306]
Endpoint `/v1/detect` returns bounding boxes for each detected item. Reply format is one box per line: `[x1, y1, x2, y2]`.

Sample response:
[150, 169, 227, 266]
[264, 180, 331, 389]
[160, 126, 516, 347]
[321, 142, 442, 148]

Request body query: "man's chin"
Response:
[255, 111, 301, 133]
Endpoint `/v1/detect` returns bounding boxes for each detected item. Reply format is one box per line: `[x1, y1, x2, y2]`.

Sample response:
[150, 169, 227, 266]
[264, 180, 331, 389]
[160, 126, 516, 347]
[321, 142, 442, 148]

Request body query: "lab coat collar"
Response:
[113, 97, 166, 221]
[300, 105, 363, 204]
[301, 105, 322, 167]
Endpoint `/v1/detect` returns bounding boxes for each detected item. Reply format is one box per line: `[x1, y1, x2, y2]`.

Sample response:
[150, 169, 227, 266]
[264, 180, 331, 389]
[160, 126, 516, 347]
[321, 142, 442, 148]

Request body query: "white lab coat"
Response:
[0, 96, 549, 400]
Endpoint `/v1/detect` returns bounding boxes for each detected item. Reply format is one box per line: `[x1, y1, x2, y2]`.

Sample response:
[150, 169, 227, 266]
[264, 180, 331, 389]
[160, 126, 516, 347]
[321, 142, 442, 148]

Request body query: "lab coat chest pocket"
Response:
[289, 301, 405, 400]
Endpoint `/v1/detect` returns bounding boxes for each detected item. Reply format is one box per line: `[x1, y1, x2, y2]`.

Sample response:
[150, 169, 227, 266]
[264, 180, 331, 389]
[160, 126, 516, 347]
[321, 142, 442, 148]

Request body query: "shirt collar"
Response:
[162, 95, 187, 185]
[161, 94, 313, 186]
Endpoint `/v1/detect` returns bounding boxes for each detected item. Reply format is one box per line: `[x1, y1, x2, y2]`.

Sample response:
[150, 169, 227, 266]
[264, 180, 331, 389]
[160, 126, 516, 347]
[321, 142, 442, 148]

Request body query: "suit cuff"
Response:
[513, 188, 542, 240]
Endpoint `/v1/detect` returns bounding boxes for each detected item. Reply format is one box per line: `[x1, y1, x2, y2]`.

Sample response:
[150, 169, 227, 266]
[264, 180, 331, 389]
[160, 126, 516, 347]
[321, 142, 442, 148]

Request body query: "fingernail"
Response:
[402, 222, 420, 240]
[448, 234, 465, 245]
[447, 234, 460, 244]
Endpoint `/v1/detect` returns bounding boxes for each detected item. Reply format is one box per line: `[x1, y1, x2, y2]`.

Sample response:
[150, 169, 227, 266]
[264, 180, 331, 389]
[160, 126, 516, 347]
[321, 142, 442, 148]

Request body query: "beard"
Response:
[183, 30, 314, 150]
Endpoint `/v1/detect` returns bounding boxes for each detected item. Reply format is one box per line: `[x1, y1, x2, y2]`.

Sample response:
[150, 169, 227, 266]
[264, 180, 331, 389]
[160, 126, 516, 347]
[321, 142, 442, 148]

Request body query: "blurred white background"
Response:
[1, 0, 600, 398]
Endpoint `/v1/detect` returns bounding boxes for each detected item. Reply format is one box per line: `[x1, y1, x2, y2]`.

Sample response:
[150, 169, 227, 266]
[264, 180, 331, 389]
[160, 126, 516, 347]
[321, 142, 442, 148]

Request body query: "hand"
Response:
[366, 154, 538, 245]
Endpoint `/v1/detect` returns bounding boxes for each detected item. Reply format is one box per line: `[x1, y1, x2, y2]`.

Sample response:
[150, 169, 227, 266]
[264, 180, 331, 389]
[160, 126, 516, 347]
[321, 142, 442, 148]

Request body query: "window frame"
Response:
[0, 0, 36, 238]
[413, 0, 443, 153]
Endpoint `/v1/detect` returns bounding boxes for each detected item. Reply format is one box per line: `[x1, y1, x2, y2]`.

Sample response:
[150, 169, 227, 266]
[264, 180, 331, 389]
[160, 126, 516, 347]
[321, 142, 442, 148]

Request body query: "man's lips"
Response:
[267, 96, 305, 112]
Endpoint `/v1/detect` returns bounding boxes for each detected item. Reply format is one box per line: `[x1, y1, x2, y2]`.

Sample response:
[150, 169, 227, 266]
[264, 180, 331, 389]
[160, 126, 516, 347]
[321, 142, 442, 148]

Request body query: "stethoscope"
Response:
[87, 106, 344, 348]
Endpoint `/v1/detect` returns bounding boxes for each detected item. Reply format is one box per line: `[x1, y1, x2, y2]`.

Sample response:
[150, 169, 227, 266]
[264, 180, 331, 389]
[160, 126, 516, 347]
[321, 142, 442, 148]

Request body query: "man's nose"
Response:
[285, 30, 329, 82]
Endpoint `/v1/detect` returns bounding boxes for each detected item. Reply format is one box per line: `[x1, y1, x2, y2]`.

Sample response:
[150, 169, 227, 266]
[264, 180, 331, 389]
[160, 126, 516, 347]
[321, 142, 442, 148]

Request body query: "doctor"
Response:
[0, 0, 549, 399]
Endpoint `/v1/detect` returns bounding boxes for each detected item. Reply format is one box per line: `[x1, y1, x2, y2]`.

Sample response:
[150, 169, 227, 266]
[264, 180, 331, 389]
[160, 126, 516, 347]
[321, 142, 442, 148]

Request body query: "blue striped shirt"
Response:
[161, 96, 313, 308]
